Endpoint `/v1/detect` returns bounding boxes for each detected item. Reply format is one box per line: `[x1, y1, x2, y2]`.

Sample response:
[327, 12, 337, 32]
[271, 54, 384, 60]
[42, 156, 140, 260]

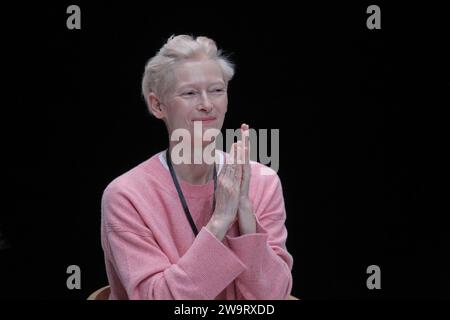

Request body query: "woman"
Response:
[101, 35, 293, 299]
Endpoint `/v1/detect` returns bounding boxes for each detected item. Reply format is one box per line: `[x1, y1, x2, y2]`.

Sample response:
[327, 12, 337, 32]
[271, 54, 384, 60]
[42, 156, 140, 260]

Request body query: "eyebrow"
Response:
[176, 81, 226, 90]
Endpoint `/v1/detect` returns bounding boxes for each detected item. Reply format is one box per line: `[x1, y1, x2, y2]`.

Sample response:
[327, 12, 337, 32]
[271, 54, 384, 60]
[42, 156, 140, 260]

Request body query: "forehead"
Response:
[172, 59, 224, 87]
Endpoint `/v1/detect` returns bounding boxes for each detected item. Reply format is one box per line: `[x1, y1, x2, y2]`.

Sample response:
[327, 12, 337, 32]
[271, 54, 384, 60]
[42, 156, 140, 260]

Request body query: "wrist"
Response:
[239, 196, 253, 212]
[237, 206, 256, 235]
[206, 215, 231, 241]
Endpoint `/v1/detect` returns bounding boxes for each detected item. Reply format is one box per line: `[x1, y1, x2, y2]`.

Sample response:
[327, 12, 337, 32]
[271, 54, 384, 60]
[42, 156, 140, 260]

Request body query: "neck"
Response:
[167, 142, 216, 185]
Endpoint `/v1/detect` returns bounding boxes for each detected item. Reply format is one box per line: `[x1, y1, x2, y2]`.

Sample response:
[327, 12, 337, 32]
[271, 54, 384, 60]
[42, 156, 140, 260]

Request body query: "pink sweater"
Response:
[100, 150, 293, 300]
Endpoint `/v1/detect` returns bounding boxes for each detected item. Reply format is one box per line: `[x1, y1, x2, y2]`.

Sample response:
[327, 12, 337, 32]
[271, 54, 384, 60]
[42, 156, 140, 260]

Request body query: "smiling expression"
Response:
[157, 59, 228, 135]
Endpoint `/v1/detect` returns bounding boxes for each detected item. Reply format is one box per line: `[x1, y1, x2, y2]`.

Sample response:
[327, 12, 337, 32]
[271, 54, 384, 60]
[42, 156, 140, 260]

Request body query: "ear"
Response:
[148, 92, 165, 119]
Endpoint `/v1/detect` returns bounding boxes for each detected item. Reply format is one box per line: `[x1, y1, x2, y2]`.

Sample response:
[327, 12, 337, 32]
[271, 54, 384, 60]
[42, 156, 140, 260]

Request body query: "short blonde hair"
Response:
[141, 35, 235, 113]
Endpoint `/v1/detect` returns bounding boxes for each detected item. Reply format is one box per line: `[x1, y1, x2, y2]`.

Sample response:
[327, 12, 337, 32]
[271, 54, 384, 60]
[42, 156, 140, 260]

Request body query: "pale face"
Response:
[151, 59, 228, 140]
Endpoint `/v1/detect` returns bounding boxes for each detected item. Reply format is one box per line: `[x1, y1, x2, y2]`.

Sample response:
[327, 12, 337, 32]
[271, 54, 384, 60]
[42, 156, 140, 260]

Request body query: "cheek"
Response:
[171, 102, 190, 119]
[218, 96, 228, 113]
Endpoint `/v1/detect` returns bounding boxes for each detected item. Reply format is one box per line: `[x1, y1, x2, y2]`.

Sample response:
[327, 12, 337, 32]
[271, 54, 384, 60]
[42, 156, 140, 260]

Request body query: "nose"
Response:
[197, 92, 213, 112]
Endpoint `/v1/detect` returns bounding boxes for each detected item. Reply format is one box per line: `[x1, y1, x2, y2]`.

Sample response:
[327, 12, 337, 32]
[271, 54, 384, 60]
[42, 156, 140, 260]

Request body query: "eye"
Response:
[210, 87, 225, 94]
[181, 90, 197, 96]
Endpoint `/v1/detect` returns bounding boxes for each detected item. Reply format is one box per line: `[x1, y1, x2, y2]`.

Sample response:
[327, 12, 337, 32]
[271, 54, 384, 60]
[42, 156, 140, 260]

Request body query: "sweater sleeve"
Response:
[101, 186, 247, 300]
[225, 172, 294, 300]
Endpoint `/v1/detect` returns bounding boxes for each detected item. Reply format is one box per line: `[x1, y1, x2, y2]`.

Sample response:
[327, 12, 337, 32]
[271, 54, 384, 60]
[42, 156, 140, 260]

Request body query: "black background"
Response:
[1, 2, 448, 300]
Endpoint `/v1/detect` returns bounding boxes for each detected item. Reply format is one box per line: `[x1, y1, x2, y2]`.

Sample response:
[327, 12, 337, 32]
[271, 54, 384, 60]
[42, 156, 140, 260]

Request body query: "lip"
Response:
[192, 117, 216, 123]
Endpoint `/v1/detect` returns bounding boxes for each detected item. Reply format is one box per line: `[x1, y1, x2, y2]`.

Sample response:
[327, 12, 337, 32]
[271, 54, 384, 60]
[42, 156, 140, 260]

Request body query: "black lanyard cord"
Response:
[166, 149, 217, 237]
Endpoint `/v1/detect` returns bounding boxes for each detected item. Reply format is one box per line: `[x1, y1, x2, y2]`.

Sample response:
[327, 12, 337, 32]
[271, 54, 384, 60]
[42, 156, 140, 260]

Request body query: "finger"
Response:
[238, 141, 248, 166]
[222, 146, 233, 178]
[236, 136, 242, 165]
[231, 143, 241, 180]
[241, 124, 250, 164]
[226, 144, 238, 179]
[219, 161, 228, 178]
[232, 142, 239, 165]
[229, 142, 237, 165]
[236, 140, 243, 165]
[234, 158, 242, 181]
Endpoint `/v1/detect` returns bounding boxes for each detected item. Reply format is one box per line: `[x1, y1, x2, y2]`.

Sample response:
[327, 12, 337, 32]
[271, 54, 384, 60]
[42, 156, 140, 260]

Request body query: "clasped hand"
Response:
[212, 123, 256, 235]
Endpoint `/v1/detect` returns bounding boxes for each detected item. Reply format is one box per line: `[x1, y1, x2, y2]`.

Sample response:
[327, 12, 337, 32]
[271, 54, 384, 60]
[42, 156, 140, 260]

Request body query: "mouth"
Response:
[192, 117, 217, 124]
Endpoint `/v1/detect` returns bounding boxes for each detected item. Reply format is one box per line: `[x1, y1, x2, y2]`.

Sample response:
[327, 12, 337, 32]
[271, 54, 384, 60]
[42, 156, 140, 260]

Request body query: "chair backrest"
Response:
[87, 285, 299, 300]
[87, 285, 111, 300]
